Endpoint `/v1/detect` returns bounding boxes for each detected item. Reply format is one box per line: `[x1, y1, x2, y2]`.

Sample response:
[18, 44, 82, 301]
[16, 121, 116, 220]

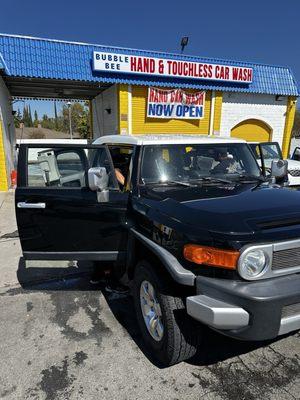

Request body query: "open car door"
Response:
[249, 142, 283, 175]
[15, 143, 128, 261]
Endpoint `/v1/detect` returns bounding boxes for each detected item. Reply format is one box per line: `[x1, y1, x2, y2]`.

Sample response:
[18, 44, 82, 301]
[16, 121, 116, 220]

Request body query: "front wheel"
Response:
[133, 260, 201, 366]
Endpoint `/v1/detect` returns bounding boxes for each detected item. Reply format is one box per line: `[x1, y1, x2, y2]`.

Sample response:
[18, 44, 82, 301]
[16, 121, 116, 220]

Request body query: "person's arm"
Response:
[115, 168, 125, 186]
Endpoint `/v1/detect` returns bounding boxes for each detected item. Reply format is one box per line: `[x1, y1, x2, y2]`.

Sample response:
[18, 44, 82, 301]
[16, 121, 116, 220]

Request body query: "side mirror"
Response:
[270, 159, 288, 184]
[88, 167, 109, 202]
[88, 167, 108, 191]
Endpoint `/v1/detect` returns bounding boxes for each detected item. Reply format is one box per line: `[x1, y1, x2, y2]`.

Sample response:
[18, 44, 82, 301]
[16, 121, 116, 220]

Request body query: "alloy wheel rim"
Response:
[139, 280, 164, 341]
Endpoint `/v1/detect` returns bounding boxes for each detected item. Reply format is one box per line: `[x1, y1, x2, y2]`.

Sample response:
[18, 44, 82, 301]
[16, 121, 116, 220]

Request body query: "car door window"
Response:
[260, 144, 281, 160]
[90, 148, 119, 190]
[26, 145, 117, 189]
[107, 146, 134, 190]
[27, 147, 87, 187]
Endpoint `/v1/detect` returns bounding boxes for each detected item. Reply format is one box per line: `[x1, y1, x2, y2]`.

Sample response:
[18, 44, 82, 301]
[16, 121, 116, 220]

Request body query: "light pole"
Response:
[180, 36, 189, 53]
[67, 101, 73, 140]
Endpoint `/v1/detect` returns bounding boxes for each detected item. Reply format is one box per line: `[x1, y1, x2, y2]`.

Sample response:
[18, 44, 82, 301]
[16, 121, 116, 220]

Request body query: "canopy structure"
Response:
[0, 33, 298, 99]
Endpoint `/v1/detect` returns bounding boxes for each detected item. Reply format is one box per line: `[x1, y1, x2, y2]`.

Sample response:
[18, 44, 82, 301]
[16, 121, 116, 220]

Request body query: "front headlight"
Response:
[238, 249, 267, 280]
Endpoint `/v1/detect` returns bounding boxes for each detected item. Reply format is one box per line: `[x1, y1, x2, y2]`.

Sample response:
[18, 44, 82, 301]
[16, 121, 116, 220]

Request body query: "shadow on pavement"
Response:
[16, 263, 283, 369]
[100, 287, 282, 368]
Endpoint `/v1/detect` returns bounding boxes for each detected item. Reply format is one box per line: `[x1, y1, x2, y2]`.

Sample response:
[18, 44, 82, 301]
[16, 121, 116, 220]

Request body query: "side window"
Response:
[261, 144, 281, 160]
[26, 146, 117, 189]
[108, 146, 134, 190]
[90, 148, 119, 190]
[56, 151, 84, 176]
[27, 148, 87, 187]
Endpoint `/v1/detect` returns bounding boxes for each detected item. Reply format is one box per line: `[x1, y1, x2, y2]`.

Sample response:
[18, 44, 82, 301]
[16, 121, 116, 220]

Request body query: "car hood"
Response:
[137, 183, 300, 243]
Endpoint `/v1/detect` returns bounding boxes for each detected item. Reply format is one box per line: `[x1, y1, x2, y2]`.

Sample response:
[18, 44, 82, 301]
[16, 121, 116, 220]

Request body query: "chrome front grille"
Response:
[282, 303, 300, 319]
[288, 169, 300, 177]
[272, 247, 300, 270]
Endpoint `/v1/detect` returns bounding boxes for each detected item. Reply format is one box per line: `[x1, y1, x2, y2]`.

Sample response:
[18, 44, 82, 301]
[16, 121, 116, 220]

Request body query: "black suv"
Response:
[16, 134, 300, 366]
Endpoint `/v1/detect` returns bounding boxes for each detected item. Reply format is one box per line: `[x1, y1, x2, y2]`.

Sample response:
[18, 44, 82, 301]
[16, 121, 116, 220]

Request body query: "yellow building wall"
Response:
[131, 86, 211, 134]
[213, 91, 223, 133]
[118, 84, 129, 134]
[0, 120, 8, 191]
[282, 96, 297, 158]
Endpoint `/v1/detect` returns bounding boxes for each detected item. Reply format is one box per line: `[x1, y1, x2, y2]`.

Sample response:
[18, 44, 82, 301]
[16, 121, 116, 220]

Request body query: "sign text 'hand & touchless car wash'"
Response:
[93, 52, 253, 83]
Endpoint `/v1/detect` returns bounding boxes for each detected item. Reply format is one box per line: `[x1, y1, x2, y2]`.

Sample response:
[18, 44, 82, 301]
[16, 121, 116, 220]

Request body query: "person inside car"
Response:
[212, 148, 236, 174]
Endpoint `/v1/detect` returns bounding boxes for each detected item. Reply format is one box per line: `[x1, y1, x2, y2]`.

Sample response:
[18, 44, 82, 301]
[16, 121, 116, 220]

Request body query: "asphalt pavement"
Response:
[0, 191, 299, 400]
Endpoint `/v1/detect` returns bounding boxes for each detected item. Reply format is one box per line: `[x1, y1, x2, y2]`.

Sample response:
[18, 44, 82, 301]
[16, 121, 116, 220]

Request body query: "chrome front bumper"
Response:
[279, 313, 300, 335]
[187, 294, 300, 335]
[186, 274, 300, 340]
[186, 295, 250, 330]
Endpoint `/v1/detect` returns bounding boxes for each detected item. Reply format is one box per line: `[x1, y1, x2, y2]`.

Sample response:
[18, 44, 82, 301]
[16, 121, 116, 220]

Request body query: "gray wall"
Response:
[0, 76, 16, 187]
[92, 85, 118, 139]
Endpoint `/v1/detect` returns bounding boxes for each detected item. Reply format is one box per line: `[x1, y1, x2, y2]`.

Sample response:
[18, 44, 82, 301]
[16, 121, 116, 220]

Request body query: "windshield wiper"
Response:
[145, 179, 194, 187]
[158, 180, 194, 187]
[192, 176, 233, 184]
[237, 174, 265, 182]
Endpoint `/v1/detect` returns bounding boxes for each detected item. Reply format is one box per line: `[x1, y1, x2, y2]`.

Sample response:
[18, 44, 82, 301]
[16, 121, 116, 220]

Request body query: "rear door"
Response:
[16, 143, 128, 261]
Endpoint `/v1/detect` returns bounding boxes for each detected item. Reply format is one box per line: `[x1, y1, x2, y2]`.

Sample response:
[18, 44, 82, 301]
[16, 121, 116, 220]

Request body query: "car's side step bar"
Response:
[23, 251, 125, 261]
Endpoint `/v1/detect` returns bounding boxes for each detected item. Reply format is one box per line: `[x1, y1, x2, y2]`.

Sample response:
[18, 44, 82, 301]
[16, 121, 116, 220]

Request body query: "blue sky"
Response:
[1, 0, 299, 117]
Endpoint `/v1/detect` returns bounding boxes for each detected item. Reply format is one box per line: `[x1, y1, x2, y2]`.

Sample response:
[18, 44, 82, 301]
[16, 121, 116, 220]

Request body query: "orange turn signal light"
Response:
[183, 244, 239, 270]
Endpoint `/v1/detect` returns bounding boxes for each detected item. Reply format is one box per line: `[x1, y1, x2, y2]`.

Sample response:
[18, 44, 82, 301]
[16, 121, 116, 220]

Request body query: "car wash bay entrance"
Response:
[0, 75, 117, 191]
[0, 33, 298, 190]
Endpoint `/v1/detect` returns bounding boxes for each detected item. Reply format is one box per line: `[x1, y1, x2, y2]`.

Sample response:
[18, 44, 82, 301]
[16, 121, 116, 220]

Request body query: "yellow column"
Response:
[0, 120, 8, 191]
[213, 91, 223, 134]
[118, 84, 129, 134]
[282, 96, 297, 158]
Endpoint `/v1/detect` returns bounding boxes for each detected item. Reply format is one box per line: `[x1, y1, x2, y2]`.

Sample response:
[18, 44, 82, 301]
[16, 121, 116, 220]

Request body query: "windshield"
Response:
[140, 143, 261, 184]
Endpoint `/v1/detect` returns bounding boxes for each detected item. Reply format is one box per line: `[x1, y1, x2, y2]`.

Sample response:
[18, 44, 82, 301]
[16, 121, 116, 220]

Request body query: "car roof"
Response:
[93, 134, 246, 146]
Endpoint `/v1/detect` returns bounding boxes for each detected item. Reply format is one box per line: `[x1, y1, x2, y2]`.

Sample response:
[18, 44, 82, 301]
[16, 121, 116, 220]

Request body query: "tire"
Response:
[133, 260, 202, 366]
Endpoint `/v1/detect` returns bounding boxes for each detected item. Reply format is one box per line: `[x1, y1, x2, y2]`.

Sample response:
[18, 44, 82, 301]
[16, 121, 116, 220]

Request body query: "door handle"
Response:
[17, 202, 46, 209]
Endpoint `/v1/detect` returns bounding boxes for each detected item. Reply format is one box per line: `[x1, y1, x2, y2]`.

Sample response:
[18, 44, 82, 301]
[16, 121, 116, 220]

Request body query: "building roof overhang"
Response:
[0, 33, 298, 97]
[2, 75, 111, 100]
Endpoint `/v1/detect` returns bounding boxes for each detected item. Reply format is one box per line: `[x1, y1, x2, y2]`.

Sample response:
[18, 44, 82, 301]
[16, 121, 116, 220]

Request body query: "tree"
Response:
[77, 113, 90, 138]
[60, 101, 90, 137]
[28, 105, 33, 127]
[54, 101, 58, 131]
[41, 114, 55, 130]
[22, 105, 34, 127]
[292, 109, 300, 138]
[22, 106, 29, 127]
[23, 100, 90, 137]
[33, 110, 39, 128]
[14, 108, 22, 128]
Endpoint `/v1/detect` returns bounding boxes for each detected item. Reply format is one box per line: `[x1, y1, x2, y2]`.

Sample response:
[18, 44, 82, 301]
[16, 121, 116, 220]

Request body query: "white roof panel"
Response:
[93, 134, 246, 146]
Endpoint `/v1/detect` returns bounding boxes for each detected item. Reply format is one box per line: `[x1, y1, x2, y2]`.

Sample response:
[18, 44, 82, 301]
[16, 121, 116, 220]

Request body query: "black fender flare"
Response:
[129, 228, 195, 286]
